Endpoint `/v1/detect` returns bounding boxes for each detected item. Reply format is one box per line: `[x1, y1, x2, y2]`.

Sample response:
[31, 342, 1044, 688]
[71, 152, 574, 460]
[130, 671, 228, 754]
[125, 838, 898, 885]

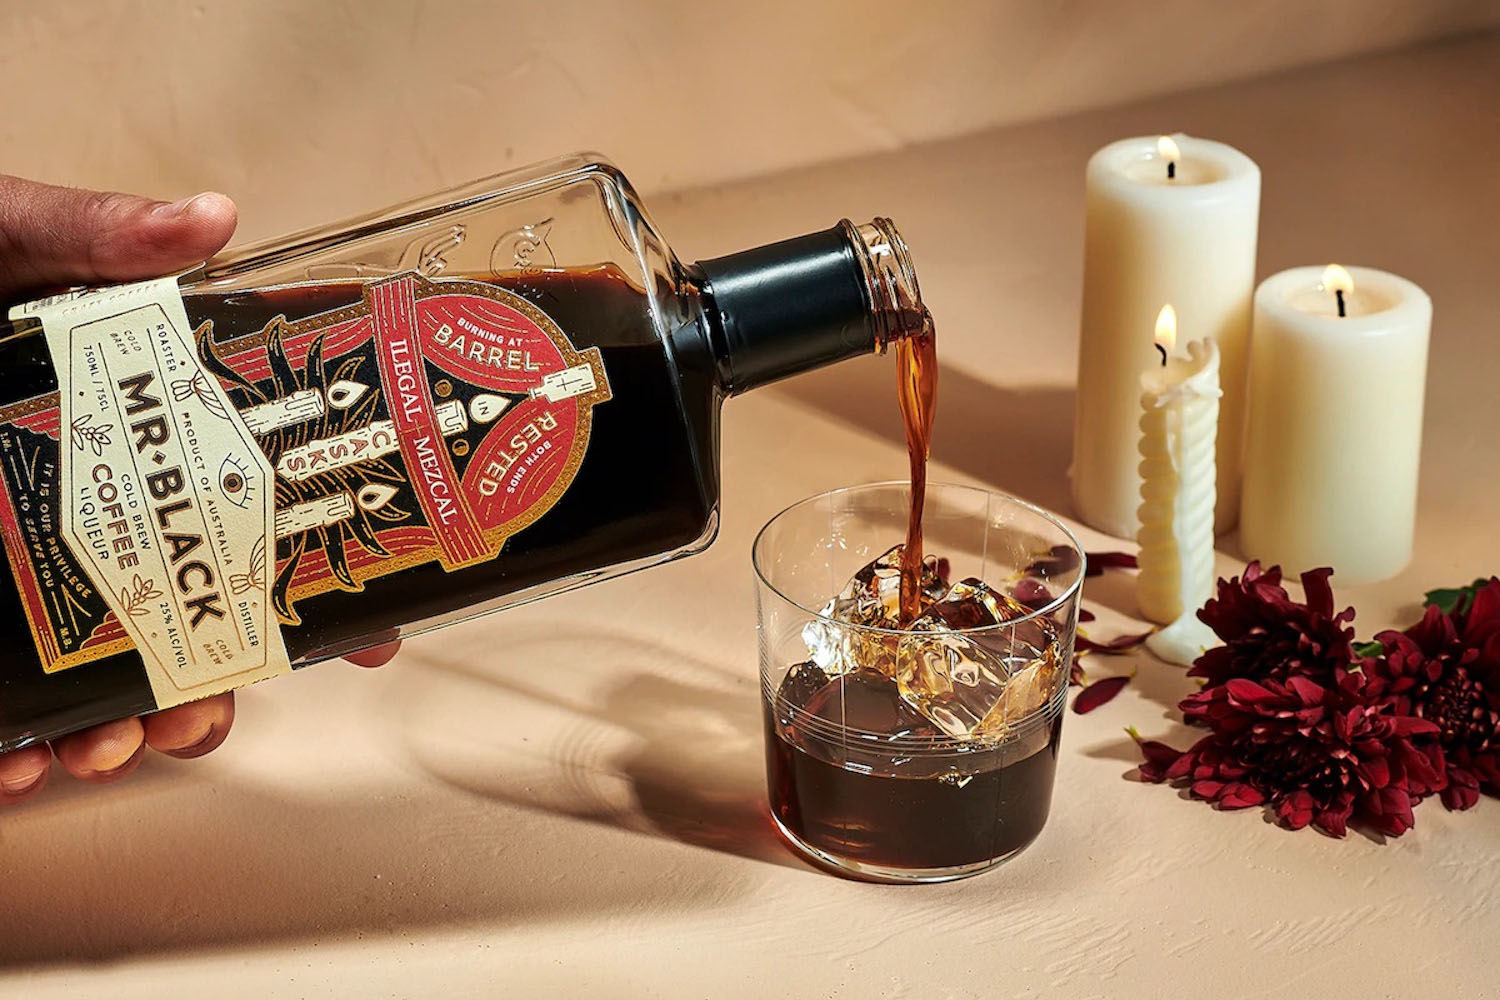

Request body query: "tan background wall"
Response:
[4, 0, 1498, 242]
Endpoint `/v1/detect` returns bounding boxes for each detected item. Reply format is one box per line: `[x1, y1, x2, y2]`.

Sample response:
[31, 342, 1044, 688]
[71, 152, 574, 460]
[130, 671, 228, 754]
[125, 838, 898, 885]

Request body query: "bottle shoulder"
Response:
[191, 154, 686, 299]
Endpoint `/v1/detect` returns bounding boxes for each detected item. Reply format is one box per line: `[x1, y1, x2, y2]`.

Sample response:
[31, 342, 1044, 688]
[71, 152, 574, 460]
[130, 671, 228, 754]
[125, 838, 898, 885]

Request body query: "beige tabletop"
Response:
[5, 33, 1500, 999]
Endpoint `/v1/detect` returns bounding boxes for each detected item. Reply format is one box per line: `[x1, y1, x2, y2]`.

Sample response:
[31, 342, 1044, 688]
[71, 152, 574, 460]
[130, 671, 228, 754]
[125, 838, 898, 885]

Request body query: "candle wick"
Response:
[1166, 160, 1176, 180]
[1155, 343, 1168, 366]
[1335, 288, 1347, 318]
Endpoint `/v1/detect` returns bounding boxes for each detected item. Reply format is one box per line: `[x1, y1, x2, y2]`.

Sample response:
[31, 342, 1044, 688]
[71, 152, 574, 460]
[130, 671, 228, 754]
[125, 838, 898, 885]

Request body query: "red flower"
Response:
[1365, 578, 1500, 810]
[1190, 563, 1356, 689]
[1137, 675, 1443, 837]
[1134, 562, 1459, 838]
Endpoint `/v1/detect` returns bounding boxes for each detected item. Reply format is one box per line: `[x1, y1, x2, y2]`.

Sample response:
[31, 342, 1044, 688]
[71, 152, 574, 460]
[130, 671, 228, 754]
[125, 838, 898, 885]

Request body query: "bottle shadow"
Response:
[0, 748, 753, 969]
[0, 630, 778, 969]
[390, 625, 800, 870]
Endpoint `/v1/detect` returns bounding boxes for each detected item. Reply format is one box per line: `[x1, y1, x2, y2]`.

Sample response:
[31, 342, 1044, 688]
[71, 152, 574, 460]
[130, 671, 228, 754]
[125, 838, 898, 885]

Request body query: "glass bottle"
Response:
[0, 152, 925, 750]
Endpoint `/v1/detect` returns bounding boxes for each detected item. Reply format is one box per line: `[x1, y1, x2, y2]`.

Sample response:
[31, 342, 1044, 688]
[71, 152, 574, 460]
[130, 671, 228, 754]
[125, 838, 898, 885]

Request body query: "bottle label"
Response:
[4, 276, 292, 707]
[0, 272, 612, 687]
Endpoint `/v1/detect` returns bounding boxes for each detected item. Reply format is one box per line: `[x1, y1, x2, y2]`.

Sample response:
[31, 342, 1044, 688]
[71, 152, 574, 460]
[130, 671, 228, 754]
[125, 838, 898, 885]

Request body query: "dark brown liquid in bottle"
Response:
[0, 266, 720, 747]
[767, 313, 1061, 873]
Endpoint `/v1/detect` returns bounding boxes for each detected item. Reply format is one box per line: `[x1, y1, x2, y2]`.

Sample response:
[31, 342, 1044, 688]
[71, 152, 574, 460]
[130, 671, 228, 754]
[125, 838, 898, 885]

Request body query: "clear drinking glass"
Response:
[753, 482, 1084, 882]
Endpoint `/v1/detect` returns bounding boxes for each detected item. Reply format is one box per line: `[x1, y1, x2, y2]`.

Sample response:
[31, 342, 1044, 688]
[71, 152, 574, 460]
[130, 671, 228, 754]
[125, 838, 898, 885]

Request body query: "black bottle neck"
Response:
[693, 219, 921, 396]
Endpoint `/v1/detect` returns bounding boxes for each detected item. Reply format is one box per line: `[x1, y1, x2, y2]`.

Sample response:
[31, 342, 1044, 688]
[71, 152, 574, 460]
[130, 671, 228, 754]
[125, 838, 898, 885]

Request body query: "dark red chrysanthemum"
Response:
[1136, 675, 1443, 837]
[1364, 578, 1500, 810]
[1134, 562, 1456, 838]
[1190, 563, 1357, 689]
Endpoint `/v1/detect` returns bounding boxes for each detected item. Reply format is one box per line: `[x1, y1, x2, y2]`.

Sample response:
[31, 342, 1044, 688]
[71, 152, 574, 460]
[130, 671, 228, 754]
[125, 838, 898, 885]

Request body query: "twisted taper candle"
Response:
[1137, 338, 1222, 664]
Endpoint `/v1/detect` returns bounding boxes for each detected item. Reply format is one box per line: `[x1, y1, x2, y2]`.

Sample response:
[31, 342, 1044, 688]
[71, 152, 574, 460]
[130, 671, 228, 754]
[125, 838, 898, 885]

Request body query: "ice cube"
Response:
[801, 544, 949, 675]
[775, 660, 831, 713]
[896, 578, 1062, 739]
[824, 544, 948, 628]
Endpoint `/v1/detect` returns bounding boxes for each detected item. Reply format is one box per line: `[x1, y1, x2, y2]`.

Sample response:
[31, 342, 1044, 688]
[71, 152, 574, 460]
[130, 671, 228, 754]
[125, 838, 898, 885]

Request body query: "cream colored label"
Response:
[14, 276, 291, 706]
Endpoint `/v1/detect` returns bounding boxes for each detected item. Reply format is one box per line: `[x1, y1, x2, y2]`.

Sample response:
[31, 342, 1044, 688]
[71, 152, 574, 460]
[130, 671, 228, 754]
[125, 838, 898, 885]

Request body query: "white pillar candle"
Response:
[1074, 134, 1260, 539]
[1241, 265, 1432, 585]
[1135, 307, 1222, 665]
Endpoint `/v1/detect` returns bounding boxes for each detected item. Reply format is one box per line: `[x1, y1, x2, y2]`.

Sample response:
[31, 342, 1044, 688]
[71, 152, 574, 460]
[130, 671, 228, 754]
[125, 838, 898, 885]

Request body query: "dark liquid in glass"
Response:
[766, 666, 1061, 871]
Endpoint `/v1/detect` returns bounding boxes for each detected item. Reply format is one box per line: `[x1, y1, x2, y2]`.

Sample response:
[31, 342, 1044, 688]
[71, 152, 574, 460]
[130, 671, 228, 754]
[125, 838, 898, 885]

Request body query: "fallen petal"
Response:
[1076, 630, 1154, 655]
[1085, 551, 1138, 577]
[1013, 578, 1055, 609]
[1068, 659, 1087, 686]
[1073, 673, 1131, 714]
[1021, 544, 1079, 577]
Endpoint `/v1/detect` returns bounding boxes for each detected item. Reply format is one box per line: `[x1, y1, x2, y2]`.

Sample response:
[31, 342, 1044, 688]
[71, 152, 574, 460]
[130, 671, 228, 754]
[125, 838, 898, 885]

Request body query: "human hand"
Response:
[0, 174, 401, 803]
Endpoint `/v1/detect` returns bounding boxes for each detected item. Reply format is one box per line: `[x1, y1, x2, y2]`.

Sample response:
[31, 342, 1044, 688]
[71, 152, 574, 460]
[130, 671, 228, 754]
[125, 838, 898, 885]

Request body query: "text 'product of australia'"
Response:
[0, 153, 927, 750]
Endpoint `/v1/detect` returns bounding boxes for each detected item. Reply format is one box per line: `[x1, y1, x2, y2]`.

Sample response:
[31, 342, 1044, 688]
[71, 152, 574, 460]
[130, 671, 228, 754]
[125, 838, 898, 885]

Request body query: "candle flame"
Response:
[1154, 304, 1177, 356]
[1157, 135, 1181, 164]
[1321, 263, 1354, 296]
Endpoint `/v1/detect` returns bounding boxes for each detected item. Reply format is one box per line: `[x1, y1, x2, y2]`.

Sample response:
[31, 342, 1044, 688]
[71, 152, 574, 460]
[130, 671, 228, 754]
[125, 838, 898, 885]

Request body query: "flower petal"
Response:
[1076, 630, 1154, 655]
[1013, 578, 1054, 609]
[1358, 755, 1391, 789]
[1217, 782, 1265, 809]
[1084, 551, 1138, 576]
[1073, 674, 1131, 714]
[1300, 567, 1337, 616]
[1191, 779, 1225, 800]
[1313, 806, 1351, 838]
[1276, 790, 1316, 830]
[1021, 544, 1079, 578]
[1224, 678, 1277, 704]
[1127, 728, 1186, 780]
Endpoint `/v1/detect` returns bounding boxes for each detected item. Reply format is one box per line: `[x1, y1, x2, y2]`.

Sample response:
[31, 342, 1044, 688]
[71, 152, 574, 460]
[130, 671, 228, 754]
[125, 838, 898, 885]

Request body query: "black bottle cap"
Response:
[695, 224, 876, 395]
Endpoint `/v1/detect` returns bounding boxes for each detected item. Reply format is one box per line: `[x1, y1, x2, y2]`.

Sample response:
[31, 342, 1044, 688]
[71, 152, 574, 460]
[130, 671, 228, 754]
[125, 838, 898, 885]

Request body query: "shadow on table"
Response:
[392, 626, 798, 871]
[0, 635, 772, 969]
[767, 355, 1077, 517]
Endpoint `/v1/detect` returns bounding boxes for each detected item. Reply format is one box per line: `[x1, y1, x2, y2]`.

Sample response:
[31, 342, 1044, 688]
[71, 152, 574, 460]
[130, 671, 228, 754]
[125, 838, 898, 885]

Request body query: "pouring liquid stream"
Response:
[895, 309, 938, 626]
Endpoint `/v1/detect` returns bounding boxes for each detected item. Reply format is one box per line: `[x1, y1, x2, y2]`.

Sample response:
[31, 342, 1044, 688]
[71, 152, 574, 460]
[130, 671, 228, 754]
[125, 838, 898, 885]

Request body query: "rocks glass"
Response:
[753, 482, 1084, 882]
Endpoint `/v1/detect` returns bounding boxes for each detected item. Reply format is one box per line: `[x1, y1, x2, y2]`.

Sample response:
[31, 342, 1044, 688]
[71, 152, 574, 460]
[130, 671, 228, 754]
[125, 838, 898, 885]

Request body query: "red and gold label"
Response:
[0, 272, 612, 679]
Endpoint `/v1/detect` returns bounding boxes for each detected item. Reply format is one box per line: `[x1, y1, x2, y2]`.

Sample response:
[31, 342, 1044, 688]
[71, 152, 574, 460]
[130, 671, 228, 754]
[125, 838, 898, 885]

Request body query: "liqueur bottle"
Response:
[0, 153, 925, 750]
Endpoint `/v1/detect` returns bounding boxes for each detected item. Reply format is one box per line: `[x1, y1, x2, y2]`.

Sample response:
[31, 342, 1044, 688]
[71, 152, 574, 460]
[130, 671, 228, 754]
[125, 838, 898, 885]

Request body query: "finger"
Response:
[143, 692, 235, 760]
[0, 744, 52, 804]
[344, 639, 402, 669]
[53, 717, 147, 783]
[0, 174, 237, 302]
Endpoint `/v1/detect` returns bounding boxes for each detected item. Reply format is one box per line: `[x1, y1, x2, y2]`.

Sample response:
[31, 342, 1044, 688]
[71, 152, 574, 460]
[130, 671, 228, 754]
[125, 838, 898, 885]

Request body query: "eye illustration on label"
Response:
[218, 454, 256, 508]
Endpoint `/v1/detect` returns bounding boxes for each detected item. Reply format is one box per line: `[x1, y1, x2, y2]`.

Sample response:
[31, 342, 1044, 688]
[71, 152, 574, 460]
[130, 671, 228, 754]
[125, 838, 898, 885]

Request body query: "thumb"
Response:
[0, 174, 237, 303]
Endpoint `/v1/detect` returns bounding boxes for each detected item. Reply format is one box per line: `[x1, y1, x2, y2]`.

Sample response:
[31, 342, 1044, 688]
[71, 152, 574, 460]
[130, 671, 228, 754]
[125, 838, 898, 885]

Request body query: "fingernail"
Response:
[164, 724, 221, 759]
[151, 193, 208, 219]
[2, 770, 47, 796]
[85, 742, 146, 781]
